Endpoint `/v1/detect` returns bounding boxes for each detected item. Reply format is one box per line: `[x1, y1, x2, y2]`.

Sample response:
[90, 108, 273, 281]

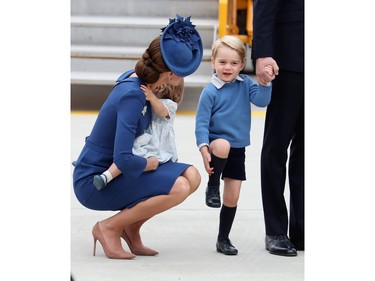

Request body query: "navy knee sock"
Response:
[207, 153, 227, 187]
[218, 205, 237, 240]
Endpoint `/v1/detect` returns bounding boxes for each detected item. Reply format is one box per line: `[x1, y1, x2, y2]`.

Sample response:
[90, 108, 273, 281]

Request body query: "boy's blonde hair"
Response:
[158, 79, 185, 105]
[211, 35, 247, 63]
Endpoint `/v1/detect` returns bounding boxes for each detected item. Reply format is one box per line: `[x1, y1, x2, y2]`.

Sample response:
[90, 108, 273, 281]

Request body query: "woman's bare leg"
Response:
[98, 174, 193, 255]
[121, 166, 201, 255]
[122, 218, 159, 256]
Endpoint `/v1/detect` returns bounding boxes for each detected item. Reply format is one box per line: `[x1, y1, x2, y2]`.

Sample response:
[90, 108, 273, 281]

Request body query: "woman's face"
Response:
[168, 73, 183, 86]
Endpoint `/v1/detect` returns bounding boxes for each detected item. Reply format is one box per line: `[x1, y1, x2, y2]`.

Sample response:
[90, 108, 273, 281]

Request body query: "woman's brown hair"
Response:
[135, 36, 171, 84]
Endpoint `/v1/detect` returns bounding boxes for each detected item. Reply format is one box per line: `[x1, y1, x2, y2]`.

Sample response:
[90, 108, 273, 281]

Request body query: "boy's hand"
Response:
[256, 57, 279, 86]
[264, 65, 274, 76]
[200, 146, 214, 175]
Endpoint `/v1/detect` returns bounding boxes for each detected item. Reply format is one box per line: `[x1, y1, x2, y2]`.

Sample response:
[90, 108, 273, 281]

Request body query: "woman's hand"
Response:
[145, 156, 159, 171]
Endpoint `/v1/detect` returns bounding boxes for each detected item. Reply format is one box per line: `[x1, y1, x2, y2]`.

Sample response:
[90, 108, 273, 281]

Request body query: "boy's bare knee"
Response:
[210, 139, 230, 158]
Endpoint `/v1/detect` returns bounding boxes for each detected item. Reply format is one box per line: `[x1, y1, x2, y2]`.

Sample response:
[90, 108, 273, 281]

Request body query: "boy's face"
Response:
[211, 45, 245, 82]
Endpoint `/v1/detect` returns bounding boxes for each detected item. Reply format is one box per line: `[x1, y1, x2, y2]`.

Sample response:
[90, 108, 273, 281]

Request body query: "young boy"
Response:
[195, 36, 273, 255]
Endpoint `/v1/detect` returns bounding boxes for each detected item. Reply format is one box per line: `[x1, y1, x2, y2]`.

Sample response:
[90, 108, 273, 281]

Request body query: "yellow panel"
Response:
[237, 0, 247, 10]
[218, 0, 228, 38]
[218, 0, 253, 44]
[246, 0, 253, 45]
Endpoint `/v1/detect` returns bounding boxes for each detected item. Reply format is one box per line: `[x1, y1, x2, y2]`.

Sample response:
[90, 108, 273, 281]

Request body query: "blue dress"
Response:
[73, 70, 190, 211]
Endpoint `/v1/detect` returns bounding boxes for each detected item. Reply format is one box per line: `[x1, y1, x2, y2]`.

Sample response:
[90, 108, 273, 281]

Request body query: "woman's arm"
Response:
[114, 89, 148, 179]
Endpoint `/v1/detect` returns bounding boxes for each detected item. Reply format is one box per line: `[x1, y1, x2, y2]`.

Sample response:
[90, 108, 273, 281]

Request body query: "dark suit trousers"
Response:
[261, 70, 304, 244]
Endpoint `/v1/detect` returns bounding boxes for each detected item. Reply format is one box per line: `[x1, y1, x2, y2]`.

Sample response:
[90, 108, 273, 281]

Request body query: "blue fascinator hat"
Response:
[160, 15, 203, 77]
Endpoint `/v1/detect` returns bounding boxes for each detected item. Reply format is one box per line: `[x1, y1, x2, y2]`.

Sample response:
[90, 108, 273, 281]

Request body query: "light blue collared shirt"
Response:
[211, 74, 244, 89]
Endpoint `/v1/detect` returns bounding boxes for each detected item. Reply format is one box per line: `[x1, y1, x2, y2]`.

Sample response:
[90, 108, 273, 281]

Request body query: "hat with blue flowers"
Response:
[160, 15, 203, 77]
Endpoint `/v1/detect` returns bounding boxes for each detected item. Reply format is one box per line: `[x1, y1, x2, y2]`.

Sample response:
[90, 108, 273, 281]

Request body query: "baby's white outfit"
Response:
[133, 99, 178, 163]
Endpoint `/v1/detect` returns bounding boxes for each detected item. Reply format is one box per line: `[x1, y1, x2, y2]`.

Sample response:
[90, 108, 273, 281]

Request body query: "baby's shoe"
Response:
[93, 175, 107, 191]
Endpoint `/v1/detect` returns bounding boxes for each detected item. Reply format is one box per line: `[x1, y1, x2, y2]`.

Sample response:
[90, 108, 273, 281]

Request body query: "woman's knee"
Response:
[169, 176, 191, 199]
[182, 166, 201, 193]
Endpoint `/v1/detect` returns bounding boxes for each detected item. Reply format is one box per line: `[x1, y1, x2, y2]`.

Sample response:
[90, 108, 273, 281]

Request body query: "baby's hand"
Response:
[140, 85, 155, 101]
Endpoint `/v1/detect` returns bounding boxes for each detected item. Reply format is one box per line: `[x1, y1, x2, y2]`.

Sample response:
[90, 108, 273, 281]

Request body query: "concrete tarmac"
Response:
[70, 111, 304, 281]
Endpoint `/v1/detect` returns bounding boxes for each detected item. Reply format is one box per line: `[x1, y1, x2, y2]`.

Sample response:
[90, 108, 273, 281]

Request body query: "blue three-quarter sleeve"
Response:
[114, 90, 148, 179]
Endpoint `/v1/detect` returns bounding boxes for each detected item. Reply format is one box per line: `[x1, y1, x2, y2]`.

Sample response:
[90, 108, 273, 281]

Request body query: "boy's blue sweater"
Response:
[195, 74, 272, 148]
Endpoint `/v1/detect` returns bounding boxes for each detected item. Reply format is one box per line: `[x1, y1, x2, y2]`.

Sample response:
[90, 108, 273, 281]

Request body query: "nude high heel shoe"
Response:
[92, 222, 135, 259]
[121, 230, 159, 256]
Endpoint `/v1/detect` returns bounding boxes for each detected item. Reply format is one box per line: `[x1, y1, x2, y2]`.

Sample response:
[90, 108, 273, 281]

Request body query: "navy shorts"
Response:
[222, 147, 246, 181]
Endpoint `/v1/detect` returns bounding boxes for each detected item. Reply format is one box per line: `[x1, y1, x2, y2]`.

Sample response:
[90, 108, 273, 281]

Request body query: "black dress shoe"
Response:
[205, 186, 221, 208]
[265, 235, 297, 256]
[216, 238, 238, 255]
